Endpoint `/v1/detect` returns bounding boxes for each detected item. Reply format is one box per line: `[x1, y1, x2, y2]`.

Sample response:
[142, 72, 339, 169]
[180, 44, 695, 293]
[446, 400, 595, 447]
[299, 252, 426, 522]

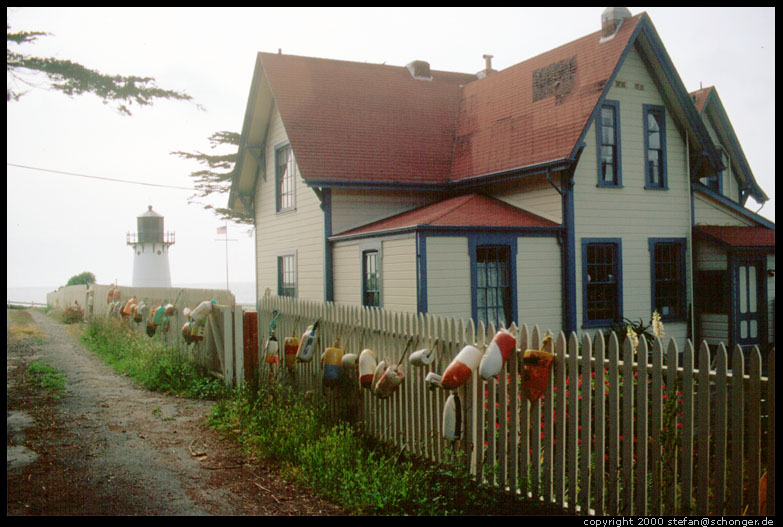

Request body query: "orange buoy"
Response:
[370, 360, 387, 393]
[443, 393, 462, 441]
[358, 349, 377, 389]
[283, 336, 299, 371]
[522, 334, 555, 402]
[479, 328, 517, 380]
[441, 345, 482, 390]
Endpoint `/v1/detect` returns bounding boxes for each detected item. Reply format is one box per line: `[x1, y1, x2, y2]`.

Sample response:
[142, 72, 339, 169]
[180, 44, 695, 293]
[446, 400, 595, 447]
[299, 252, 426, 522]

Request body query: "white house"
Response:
[228, 8, 774, 358]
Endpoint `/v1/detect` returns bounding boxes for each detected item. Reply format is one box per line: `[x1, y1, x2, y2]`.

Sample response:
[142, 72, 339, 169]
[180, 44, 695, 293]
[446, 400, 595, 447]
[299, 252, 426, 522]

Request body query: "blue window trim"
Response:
[360, 240, 382, 308]
[274, 141, 295, 212]
[643, 104, 668, 190]
[276, 250, 297, 297]
[468, 233, 519, 328]
[581, 238, 623, 329]
[596, 99, 623, 188]
[648, 237, 687, 322]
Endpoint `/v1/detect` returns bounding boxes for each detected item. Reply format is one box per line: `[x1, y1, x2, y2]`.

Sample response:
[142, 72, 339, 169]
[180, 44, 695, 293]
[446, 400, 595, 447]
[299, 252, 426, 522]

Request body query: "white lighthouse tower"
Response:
[127, 205, 175, 287]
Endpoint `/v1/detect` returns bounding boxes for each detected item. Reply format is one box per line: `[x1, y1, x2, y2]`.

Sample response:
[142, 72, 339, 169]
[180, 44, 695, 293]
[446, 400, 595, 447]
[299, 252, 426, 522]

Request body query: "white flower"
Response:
[627, 324, 639, 353]
[652, 310, 665, 339]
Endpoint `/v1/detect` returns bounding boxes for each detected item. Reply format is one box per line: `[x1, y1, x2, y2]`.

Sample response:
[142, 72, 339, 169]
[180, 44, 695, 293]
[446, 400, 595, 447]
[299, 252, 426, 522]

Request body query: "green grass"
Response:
[210, 381, 563, 515]
[26, 361, 67, 398]
[80, 317, 226, 400]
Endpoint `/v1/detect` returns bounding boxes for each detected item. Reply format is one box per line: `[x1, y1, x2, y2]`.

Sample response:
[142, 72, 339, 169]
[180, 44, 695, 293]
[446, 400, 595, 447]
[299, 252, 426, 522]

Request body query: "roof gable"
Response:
[690, 86, 768, 203]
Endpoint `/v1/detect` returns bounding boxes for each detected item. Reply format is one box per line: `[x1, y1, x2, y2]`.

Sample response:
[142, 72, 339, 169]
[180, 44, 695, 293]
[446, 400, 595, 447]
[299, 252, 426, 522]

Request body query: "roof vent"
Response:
[600, 7, 631, 42]
[406, 60, 432, 81]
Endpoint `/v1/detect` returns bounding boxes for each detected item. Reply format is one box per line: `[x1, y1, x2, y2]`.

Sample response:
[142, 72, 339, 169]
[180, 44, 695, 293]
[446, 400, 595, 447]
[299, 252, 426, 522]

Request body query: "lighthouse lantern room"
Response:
[127, 205, 175, 287]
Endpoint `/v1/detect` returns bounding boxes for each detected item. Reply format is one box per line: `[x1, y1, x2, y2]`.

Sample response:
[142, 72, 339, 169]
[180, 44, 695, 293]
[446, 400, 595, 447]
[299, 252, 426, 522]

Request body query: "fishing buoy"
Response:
[441, 345, 483, 390]
[121, 297, 137, 317]
[370, 360, 387, 393]
[296, 321, 320, 362]
[425, 372, 443, 390]
[133, 301, 146, 323]
[189, 300, 215, 327]
[409, 347, 436, 367]
[479, 328, 517, 380]
[321, 344, 344, 388]
[264, 336, 280, 364]
[522, 334, 555, 402]
[283, 336, 299, 371]
[183, 307, 191, 321]
[107, 286, 120, 304]
[358, 349, 378, 389]
[164, 303, 175, 317]
[443, 393, 462, 441]
[182, 322, 196, 344]
[341, 353, 359, 369]
[374, 364, 404, 399]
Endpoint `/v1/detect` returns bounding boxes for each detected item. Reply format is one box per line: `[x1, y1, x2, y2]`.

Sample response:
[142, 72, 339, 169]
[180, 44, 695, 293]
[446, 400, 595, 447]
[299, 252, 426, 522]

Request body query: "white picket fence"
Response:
[255, 296, 774, 516]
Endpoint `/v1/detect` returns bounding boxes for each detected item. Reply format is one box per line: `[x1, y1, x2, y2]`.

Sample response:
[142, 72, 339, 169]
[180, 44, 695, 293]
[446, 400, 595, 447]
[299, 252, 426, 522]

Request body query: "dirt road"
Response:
[6, 309, 346, 516]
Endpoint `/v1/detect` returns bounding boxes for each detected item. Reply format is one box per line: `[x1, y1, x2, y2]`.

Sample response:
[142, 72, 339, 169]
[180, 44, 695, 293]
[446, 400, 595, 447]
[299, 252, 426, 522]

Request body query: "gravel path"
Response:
[7, 309, 346, 516]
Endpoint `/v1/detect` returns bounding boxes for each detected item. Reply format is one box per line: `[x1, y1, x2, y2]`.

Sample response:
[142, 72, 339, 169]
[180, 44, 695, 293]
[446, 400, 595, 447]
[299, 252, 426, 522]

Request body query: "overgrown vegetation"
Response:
[209, 381, 564, 515]
[80, 317, 226, 400]
[26, 361, 67, 398]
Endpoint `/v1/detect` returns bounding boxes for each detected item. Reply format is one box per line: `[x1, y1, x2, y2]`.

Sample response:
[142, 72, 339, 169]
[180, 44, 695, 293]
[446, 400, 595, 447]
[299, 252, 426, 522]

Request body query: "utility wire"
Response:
[7, 162, 195, 191]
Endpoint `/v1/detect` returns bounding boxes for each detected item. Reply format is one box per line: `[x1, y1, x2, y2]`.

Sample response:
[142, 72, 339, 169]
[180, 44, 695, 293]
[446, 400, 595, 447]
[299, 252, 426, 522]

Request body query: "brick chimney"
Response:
[477, 54, 496, 79]
[406, 60, 432, 81]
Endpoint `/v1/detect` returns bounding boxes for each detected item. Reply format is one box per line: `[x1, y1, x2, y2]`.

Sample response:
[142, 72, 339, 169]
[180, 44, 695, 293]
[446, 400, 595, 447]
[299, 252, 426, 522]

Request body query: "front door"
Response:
[733, 256, 766, 349]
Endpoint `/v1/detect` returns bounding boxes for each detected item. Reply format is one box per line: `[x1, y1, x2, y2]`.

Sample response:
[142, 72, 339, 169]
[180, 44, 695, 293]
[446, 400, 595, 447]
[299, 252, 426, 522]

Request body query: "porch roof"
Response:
[694, 225, 775, 249]
[331, 193, 559, 240]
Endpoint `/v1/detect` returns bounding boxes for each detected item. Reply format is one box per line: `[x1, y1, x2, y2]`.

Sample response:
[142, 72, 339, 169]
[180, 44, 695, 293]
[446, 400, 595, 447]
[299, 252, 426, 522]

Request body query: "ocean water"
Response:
[7, 282, 257, 308]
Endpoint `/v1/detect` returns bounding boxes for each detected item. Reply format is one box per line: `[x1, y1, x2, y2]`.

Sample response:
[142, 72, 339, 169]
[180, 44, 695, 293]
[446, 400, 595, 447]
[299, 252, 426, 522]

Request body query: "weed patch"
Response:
[26, 361, 67, 398]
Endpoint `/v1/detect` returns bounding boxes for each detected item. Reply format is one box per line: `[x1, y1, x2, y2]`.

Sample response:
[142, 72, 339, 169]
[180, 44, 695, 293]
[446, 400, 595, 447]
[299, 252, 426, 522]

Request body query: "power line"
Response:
[7, 162, 195, 191]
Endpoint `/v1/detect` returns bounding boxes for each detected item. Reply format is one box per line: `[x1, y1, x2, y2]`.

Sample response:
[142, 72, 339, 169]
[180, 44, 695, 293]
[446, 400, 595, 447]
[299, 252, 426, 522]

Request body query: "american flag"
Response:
[217, 225, 227, 235]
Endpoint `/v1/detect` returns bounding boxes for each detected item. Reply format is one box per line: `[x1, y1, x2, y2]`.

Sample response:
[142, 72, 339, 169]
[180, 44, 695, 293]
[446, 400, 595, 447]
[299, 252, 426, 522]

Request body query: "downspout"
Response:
[319, 188, 334, 302]
[686, 133, 696, 343]
[562, 146, 584, 335]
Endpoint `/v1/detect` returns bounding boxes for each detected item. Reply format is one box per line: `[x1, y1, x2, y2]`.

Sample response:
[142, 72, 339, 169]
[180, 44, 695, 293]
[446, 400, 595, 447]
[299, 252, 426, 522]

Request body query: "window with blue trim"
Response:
[644, 105, 667, 189]
[362, 250, 380, 307]
[597, 101, 621, 186]
[275, 144, 295, 211]
[476, 245, 512, 328]
[277, 254, 296, 297]
[650, 239, 686, 320]
[583, 240, 621, 326]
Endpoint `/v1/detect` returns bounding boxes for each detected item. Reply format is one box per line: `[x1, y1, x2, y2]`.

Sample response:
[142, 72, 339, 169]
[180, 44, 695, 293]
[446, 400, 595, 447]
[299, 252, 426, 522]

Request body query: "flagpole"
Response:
[216, 224, 237, 292]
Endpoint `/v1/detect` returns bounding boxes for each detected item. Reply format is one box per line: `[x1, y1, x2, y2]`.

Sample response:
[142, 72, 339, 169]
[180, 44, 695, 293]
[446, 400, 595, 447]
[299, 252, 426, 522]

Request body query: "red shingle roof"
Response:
[257, 13, 642, 187]
[694, 225, 775, 248]
[259, 52, 475, 186]
[332, 193, 558, 238]
[450, 14, 640, 181]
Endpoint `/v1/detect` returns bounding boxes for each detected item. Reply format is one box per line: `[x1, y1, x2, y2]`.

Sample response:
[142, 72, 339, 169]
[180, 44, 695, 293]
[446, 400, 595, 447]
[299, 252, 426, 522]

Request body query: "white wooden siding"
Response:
[572, 45, 691, 343]
[254, 105, 324, 301]
[490, 174, 563, 224]
[694, 238, 727, 271]
[331, 188, 435, 235]
[426, 236, 471, 320]
[332, 243, 361, 305]
[381, 236, 418, 313]
[516, 236, 562, 334]
[693, 192, 755, 227]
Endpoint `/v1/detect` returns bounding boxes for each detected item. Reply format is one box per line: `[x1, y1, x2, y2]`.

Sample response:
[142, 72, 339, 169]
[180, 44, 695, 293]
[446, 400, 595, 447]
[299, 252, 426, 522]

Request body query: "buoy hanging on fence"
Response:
[522, 334, 555, 402]
[164, 303, 176, 317]
[284, 336, 299, 371]
[443, 393, 462, 441]
[440, 344, 483, 390]
[189, 299, 215, 327]
[409, 346, 436, 367]
[479, 328, 517, 380]
[341, 353, 358, 369]
[107, 286, 120, 304]
[374, 364, 404, 399]
[370, 360, 387, 393]
[358, 349, 378, 389]
[296, 320, 320, 362]
[321, 341, 344, 388]
[264, 335, 280, 364]
[121, 297, 137, 317]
